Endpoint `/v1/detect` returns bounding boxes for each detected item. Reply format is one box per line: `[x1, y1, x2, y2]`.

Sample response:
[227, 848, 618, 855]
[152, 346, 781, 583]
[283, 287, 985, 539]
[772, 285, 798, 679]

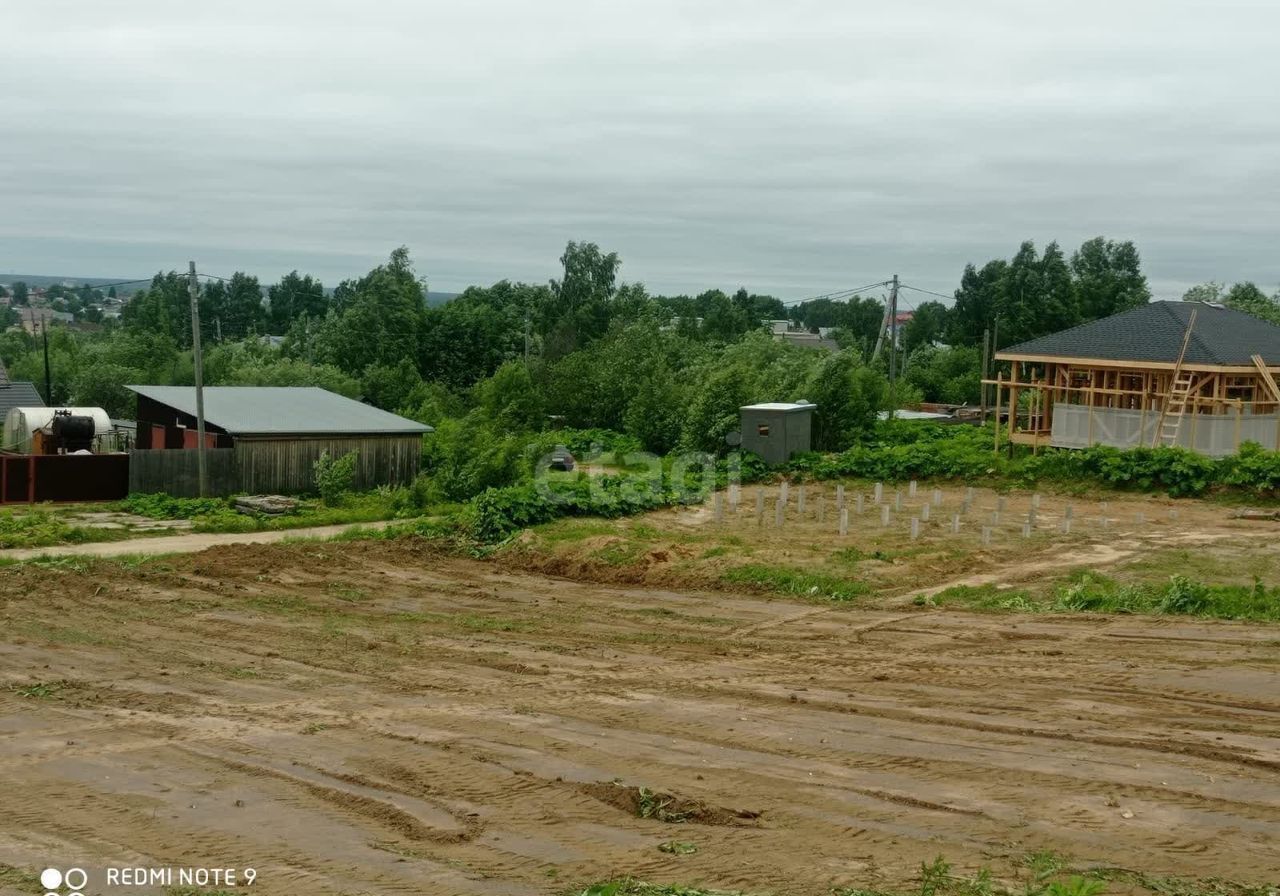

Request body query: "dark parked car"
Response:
[549, 446, 575, 471]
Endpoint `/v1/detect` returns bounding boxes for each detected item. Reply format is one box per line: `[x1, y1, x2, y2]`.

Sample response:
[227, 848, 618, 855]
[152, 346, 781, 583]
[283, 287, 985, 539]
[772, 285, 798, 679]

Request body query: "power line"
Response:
[782, 279, 893, 307]
[6, 276, 156, 291]
[899, 283, 955, 302]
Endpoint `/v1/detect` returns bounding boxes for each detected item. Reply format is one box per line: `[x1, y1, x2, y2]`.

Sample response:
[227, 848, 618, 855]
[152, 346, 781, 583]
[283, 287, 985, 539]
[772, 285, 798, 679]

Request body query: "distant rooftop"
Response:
[741, 402, 816, 412]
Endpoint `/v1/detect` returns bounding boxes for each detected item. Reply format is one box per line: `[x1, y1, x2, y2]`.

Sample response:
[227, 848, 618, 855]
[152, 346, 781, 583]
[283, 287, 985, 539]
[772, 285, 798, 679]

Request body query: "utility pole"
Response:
[980, 327, 991, 418]
[871, 295, 891, 363]
[41, 322, 52, 405]
[887, 274, 900, 418]
[188, 261, 208, 497]
[523, 305, 531, 365]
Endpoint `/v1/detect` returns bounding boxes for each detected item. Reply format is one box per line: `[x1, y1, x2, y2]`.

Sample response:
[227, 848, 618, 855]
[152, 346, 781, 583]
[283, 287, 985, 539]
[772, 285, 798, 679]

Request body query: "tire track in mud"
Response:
[1, 540, 1278, 894]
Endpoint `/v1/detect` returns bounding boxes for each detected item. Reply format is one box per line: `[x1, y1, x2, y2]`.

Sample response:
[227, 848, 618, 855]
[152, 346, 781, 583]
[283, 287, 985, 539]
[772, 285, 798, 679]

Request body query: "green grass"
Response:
[0, 863, 42, 894]
[1054, 572, 1280, 621]
[720, 563, 866, 601]
[577, 862, 1274, 896]
[7, 680, 72, 699]
[591, 539, 646, 566]
[656, 840, 697, 855]
[390, 610, 538, 634]
[929, 572, 1280, 623]
[0, 508, 130, 549]
[927, 584, 1038, 612]
[14, 622, 119, 646]
[578, 882, 743, 896]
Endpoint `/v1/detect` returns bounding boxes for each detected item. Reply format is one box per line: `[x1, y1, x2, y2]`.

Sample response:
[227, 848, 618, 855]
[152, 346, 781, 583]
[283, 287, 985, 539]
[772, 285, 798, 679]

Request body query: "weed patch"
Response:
[721, 564, 866, 601]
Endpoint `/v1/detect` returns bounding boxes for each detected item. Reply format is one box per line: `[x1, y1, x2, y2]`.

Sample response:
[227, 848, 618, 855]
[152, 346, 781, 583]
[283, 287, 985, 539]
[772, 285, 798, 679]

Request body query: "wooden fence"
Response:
[0, 454, 130, 504]
[129, 448, 240, 498]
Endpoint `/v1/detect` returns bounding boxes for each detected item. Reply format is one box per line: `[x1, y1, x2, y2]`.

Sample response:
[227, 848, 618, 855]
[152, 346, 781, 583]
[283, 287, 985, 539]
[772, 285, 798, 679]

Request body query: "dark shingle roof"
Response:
[998, 301, 1280, 366]
[126, 386, 432, 436]
[0, 382, 45, 419]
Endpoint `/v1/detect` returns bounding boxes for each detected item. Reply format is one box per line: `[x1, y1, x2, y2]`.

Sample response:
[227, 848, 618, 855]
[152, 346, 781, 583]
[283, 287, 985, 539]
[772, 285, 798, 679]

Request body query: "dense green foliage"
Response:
[789, 423, 1280, 499]
[1182, 280, 1280, 324]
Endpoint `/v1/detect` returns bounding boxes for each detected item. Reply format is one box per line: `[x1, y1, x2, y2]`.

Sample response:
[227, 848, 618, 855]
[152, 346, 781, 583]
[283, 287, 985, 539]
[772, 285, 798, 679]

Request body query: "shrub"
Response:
[118, 493, 229, 519]
[313, 450, 358, 505]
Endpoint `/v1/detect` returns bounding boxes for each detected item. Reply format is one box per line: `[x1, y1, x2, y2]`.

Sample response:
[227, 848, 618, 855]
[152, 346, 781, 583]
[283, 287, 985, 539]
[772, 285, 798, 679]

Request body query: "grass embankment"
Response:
[575, 852, 1275, 896]
[119, 492, 414, 534]
[0, 509, 134, 549]
[931, 571, 1280, 623]
[0, 491, 434, 552]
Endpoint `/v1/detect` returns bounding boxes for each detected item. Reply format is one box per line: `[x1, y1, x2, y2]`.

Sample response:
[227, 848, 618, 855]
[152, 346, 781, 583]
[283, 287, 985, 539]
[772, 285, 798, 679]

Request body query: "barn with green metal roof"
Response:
[127, 385, 432, 495]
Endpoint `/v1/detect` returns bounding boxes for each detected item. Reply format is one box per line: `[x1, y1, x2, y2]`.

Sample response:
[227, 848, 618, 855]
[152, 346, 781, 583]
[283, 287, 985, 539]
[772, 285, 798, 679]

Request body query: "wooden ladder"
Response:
[1151, 308, 1198, 448]
[1252, 354, 1280, 405]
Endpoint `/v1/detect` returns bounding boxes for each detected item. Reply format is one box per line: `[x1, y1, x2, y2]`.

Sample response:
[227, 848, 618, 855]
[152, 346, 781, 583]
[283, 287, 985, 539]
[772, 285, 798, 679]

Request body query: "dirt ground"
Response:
[1, 536, 1277, 895]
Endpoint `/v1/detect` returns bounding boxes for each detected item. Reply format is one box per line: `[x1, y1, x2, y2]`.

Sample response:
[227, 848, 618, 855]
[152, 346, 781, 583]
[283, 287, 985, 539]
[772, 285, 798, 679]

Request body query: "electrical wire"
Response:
[4, 276, 156, 292]
[781, 279, 893, 307]
[899, 283, 956, 302]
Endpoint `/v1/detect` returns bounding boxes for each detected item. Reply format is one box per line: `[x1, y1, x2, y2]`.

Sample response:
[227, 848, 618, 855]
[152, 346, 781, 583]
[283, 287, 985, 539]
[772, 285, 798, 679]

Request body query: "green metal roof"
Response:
[126, 385, 432, 436]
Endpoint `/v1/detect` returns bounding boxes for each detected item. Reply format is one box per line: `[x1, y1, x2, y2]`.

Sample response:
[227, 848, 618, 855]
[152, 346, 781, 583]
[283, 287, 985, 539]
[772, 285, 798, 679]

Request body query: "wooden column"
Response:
[993, 372, 1002, 453]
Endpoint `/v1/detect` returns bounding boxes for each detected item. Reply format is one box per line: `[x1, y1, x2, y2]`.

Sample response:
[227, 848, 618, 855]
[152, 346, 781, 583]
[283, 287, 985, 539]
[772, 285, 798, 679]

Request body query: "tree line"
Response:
[7, 234, 1275, 495]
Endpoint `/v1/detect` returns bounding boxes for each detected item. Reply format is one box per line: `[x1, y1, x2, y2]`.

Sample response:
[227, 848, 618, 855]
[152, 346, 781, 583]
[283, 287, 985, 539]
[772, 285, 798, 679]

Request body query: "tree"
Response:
[361, 357, 423, 411]
[1071, 237, 1150, 319]
[901, 301, 948, 354]
[267, 271, 329, 332]
[1182, 281, 1224, 304]
[805, 352, 885, 451]
[1000, 241, 1077, 346]
[418, 283, 529, 388]
[313, 247, 428, 376]
[947, 261, 1007, 347]
[543, 241, 621, 357]
[1223, 282, 1280, 324]
[218, 272, 266, 340]
[623, 362, 685, 454]
[903, 345, 982, 405]
[475, 360, 546, 432]
[11, 281, 29, 306]
[123, 272, 188, 346]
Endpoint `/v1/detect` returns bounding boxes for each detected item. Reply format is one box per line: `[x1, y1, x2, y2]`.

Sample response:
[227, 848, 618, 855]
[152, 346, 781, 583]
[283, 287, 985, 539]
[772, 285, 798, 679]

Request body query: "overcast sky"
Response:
[3, 1, 1278, 303]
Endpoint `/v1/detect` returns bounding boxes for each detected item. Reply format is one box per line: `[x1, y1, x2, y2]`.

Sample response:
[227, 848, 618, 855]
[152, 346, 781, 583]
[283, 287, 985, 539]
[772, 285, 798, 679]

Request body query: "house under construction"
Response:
[990, 301, 1280, 457]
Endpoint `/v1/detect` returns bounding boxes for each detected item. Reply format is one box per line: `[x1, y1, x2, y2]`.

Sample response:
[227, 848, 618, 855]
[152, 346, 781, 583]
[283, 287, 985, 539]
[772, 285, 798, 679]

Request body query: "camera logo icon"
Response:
[41, 867, 87, 896]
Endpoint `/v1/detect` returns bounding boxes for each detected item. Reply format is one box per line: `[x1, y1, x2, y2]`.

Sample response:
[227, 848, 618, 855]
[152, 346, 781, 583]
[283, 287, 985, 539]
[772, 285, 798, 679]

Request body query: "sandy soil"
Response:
[1, 539, 1277, 895]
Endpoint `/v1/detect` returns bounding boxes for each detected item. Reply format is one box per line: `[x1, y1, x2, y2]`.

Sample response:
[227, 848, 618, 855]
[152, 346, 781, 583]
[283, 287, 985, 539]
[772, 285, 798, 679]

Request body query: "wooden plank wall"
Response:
[235, 436, 422, 494]
[129, 448, 240, 497]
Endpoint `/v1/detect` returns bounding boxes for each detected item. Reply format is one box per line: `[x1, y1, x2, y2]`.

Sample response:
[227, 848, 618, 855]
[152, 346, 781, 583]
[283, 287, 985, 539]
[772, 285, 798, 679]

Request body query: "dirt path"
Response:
[1, 539, 1276, 895]
[0, 519, 397, 561]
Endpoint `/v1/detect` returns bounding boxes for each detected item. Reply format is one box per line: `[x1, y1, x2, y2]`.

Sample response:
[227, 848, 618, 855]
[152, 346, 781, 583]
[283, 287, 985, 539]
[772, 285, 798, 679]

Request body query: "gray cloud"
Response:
[3, 1, 1278, 301]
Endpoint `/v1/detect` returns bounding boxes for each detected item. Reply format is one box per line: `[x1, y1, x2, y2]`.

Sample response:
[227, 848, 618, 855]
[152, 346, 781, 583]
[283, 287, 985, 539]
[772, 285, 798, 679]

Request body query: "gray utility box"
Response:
[739, 402, 815, 465]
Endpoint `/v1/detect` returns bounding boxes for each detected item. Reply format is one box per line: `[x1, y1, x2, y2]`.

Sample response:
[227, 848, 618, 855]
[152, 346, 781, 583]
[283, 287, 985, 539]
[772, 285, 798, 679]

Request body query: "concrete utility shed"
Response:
[740, 402, 815, 465]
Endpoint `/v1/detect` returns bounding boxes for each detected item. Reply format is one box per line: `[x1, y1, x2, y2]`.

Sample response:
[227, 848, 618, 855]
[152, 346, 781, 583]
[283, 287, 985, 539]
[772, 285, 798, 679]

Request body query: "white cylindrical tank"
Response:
[3, 407, 113, 453]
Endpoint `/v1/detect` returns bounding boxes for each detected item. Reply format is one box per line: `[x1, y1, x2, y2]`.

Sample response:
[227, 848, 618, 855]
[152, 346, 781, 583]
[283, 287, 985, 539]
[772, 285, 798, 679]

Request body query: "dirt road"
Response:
[1, 539, 1277, 895]
[0, 519, 396, 561]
